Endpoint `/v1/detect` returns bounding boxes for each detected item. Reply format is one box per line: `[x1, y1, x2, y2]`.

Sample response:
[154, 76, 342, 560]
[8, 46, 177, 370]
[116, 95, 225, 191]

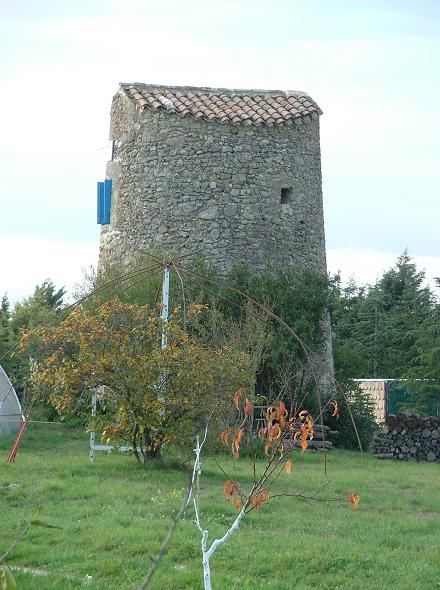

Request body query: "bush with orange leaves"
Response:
[218, 390, 321, 513]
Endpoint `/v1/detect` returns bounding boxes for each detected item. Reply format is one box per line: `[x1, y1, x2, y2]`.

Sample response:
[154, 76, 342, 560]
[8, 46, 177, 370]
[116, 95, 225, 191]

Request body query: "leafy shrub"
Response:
[20, 300, 254, 462]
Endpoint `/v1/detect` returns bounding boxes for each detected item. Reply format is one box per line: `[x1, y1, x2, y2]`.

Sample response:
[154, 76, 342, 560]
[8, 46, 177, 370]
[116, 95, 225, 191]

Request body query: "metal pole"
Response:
[161, 264, 170, 350]
[90, 393, 97, 464]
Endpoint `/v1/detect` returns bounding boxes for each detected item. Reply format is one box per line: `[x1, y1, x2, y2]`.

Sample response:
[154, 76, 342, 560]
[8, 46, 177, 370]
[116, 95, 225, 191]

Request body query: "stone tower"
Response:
[99, 83, 328, 276]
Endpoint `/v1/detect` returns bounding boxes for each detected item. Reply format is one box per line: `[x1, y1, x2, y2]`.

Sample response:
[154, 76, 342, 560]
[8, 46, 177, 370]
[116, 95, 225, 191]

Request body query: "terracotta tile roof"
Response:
[119, 83, 322, 127]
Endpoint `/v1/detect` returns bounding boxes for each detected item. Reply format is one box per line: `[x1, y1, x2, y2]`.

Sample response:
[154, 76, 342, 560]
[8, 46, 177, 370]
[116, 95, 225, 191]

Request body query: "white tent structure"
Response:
[0, 364, 24, 437]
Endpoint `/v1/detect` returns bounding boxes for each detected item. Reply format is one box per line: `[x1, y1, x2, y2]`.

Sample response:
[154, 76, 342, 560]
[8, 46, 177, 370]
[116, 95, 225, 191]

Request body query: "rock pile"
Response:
[371, 413, 440, 462]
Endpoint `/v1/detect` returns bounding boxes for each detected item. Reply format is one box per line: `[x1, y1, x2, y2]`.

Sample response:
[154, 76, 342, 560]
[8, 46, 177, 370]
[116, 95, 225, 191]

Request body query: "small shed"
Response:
[0, 364, 24, 436]
[355, 379, 390, 423]
[355, 379, 422, 423]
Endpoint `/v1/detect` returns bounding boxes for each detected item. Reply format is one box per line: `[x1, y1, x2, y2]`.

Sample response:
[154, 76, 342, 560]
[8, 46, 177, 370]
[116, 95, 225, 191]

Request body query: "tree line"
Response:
[1, 251, 439, 420]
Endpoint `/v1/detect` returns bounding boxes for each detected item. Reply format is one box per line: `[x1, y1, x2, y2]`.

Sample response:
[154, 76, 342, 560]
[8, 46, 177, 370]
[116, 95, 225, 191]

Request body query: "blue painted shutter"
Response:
[103, 179, 112, 224]
[97, 179, 112, 224]
[97, 182, 104, 224]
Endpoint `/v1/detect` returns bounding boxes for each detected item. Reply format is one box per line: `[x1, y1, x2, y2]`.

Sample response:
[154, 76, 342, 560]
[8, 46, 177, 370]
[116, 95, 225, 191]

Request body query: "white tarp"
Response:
[0, 364, 24, 436]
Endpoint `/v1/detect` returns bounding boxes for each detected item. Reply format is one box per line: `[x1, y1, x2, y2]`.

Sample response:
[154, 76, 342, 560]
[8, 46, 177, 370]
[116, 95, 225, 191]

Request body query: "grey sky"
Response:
[1, 0, 439, 300]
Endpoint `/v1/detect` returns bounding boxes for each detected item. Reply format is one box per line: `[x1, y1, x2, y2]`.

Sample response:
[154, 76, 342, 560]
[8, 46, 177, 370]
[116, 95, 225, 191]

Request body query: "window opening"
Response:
[280, 187, 293, 205]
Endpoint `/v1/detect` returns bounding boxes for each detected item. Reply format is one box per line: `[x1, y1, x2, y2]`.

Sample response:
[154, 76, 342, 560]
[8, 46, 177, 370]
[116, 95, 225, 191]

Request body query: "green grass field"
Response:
[1, 424, 439, 589]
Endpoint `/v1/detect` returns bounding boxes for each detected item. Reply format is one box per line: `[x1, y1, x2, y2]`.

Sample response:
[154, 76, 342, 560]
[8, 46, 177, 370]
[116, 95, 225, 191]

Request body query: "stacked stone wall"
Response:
[371, 413, 440, 462]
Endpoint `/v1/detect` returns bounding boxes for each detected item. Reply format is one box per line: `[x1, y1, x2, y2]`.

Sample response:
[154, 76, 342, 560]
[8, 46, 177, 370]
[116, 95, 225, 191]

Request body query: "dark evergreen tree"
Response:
[404, 299, 440, 415]
[371, 251, 433, 377]
[0, 293, 15, 375]
[11, 280, 66, 334]
[331, 252, 433, 380]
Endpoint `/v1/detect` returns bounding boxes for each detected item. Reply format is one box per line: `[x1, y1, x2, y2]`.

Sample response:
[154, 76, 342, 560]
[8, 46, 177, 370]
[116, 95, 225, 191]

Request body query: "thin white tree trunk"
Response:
[199, 508, 246, 590]
[201, 531, 211, 590]
[192, 429, 247, 590]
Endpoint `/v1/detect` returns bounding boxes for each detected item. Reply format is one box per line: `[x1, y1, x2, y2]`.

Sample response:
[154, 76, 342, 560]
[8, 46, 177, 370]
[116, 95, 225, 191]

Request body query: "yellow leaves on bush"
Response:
[348, 492, 360, 511]
[284, 458, 292, 474]
[101, 426, 119, 444]
[20, 300, 254, 462]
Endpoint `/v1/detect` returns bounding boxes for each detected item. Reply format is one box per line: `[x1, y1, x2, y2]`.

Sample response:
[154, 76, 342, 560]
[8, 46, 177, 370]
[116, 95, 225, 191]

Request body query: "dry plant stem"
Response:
[139, 472, 193, 590]
[0, 523, 31, 564]
[269, 480, 333, 504]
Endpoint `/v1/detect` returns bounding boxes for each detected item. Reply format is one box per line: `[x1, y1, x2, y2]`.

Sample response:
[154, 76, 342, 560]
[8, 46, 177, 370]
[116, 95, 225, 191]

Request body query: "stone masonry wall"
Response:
[99, 90, 327, 276]
[371, 413, 440, 462]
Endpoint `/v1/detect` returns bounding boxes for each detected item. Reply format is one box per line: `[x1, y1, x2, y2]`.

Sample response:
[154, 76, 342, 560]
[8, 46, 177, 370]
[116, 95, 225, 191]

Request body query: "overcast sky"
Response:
[1, 0, 439, 302]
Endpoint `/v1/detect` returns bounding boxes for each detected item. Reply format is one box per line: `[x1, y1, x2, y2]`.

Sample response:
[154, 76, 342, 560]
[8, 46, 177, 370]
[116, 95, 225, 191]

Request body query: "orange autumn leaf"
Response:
[251, 489, 270, 510]
[284, 458, 292, 474]
[331, 399, 340, 419]
[244, 398, 252, 416]
[348, 492, 360, 511]
[233, 388, 243, 410]
[220, 428, 230, 446]
[264, 440, 272, 456]
[269, 424, 281, 441]
[266, 406, 278, 425]
[234, 498, 242, 511]
[305, 415, 314, 440]
[231, 428, 245, 458]
[258, 426, 268, 438]
[223, 480, 236, 497]
[300, 424, 308, 453]
[235, 428, 244, 444]
[277, 401, 287, 419]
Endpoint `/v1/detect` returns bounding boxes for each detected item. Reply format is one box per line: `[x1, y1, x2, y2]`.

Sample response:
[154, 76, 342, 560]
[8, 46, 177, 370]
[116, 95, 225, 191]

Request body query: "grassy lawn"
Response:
[1, 424, 439, 590]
